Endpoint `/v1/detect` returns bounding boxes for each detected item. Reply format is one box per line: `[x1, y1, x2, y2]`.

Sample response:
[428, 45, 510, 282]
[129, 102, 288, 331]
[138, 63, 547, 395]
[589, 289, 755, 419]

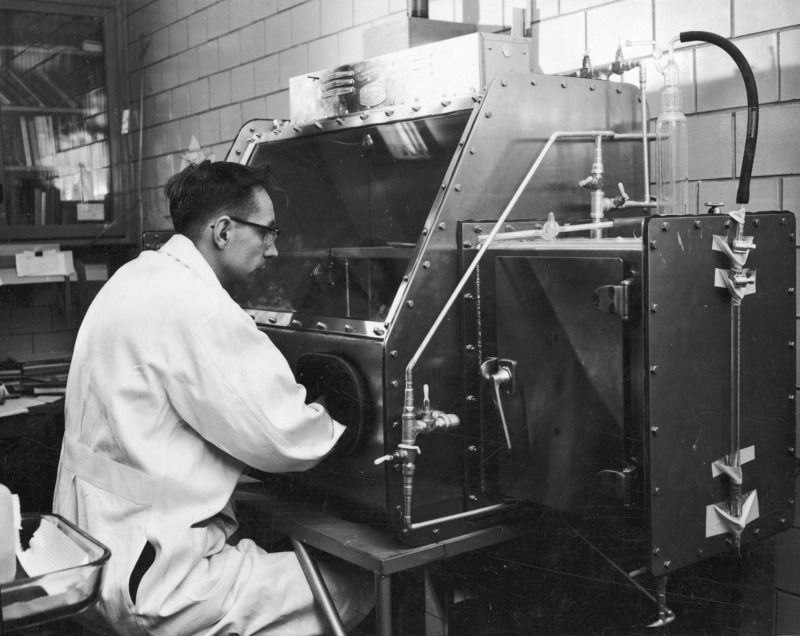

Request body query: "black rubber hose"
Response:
[679, 31, 758, 205]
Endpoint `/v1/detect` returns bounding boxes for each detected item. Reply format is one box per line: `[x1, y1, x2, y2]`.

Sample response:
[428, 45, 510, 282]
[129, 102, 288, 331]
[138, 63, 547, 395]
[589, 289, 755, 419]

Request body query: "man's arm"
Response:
[165, 304, 346, 472]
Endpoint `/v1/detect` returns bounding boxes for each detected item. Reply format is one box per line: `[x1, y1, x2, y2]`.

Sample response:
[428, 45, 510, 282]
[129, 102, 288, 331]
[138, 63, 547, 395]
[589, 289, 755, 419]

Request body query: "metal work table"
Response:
[232, 485, 536, 636]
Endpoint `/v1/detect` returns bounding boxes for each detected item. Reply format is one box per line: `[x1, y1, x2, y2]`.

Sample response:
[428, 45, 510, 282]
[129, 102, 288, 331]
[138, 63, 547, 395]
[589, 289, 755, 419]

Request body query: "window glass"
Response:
[239, 111, 470, 322]
[0, 10, 109, 225]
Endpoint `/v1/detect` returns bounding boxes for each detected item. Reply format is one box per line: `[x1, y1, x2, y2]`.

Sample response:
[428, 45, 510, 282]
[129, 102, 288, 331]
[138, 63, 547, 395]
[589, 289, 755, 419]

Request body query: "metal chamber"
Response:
[226, 33, 795, 576]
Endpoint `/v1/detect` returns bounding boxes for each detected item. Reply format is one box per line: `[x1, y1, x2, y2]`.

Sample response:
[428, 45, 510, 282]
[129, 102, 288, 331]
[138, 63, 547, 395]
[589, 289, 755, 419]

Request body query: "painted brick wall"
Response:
[0, 286, 76, 358]
[0, 275, 111, 361]
[125, 0, 800, 226]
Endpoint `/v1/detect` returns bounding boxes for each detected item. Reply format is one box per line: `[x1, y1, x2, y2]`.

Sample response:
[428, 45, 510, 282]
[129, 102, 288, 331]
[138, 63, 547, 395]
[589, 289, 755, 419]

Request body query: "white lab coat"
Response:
[53, 235, 372, 635]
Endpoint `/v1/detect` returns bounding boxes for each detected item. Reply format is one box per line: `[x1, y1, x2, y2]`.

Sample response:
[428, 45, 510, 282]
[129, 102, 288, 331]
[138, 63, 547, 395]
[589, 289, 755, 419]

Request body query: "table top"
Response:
[232, 486, 536, 575]
[0, 396, 63, 439]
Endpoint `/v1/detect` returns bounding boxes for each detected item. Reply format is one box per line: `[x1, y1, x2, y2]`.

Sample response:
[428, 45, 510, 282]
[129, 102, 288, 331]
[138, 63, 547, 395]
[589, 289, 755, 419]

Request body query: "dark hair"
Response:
[164, 160, 272, 239]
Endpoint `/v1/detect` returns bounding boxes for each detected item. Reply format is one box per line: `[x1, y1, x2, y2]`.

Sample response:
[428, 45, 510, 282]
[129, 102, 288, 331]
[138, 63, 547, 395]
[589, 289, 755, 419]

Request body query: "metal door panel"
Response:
[495, 255, 626, 513]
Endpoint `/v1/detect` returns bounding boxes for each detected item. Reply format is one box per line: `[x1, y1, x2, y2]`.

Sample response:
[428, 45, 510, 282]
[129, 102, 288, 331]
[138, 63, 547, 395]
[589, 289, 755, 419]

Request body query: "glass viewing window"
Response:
[237, 111, 471, 323]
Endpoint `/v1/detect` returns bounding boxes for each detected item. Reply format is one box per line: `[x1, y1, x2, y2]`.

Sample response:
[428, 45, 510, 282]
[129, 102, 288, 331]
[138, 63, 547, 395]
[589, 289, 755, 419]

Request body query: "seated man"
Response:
[53, 160, 373, 635]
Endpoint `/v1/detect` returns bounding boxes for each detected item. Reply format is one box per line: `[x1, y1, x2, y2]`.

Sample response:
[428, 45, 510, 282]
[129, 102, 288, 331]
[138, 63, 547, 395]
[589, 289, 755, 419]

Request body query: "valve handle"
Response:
[480, 358, 515, 450]
[492, 368, 513, 450]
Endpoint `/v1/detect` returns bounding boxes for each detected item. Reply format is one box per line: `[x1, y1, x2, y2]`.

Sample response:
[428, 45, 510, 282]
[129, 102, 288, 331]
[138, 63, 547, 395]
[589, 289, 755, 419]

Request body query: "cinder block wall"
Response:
[124, 0, 800, 626]
[125, 0, 800, 226]
[0, 286, 78, 357]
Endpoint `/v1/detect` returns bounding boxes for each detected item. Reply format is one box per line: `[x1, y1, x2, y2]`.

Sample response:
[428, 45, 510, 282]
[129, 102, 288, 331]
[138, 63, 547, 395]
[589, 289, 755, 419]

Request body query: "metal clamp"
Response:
[592, 276, 635, 320]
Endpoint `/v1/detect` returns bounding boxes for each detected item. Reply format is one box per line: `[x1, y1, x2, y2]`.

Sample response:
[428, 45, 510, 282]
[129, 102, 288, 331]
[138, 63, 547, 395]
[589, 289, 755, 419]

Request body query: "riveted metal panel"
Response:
[494, 254, 627, 511]
[646, 213, 796, 576]
[382, 72, 644, 543]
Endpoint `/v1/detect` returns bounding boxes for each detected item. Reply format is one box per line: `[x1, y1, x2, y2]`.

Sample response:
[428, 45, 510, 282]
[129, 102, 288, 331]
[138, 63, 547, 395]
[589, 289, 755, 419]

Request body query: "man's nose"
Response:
[264, 242, 278, 258]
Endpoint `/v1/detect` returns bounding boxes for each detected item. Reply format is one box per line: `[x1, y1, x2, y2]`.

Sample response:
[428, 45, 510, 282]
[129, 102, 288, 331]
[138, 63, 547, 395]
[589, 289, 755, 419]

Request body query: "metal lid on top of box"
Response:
[288, 32, 535, 124]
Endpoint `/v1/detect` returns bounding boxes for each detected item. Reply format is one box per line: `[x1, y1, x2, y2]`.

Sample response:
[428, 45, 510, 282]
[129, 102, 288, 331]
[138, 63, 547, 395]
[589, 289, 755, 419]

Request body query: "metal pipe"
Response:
[405, 129, 616, 385]
[589, 136, 606, 238]
[638, 63, 651, 204]
[408, 502, 516, 531]
[291, 538, 347, 636]
[376, 574, 392, 636]
[615, 132, 656, 141]
[408, 0, 428, 18]
[480, 220, 615, 242]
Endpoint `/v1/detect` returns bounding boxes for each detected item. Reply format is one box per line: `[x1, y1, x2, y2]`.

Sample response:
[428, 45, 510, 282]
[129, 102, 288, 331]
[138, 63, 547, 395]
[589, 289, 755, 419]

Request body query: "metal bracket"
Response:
[592, 277, 634, 320]
[596, 467, 634, 505]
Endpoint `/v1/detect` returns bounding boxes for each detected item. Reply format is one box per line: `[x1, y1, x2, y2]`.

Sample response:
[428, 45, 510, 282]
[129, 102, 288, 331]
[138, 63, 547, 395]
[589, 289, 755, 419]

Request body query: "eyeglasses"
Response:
[229, 216, 280, 248]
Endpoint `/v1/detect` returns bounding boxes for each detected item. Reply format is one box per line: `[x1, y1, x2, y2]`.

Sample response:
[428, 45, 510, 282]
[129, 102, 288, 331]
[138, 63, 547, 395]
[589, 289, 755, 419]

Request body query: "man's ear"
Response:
[211, 216, 232, 248]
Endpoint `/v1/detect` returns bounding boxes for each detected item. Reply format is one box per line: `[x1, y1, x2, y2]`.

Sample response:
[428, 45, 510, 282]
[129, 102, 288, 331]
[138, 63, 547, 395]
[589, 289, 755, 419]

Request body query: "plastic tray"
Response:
[1, 513, 110, 633]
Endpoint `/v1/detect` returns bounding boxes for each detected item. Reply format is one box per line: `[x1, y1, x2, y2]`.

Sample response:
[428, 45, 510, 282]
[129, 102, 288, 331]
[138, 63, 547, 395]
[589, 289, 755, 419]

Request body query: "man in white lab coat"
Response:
[53, 160, 374, 635]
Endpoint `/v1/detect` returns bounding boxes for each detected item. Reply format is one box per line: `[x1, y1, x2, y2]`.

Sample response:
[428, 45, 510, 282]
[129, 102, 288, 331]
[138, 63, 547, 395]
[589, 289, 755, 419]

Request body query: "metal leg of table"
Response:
[290, 537, 347, 636]
[376, 572, 392, 636]
[424, 569, 448, 635]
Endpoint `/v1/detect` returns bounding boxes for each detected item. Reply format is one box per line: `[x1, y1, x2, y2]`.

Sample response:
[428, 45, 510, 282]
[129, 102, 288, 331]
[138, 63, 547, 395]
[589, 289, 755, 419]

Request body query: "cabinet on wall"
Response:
[0, 0, 128, 244]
